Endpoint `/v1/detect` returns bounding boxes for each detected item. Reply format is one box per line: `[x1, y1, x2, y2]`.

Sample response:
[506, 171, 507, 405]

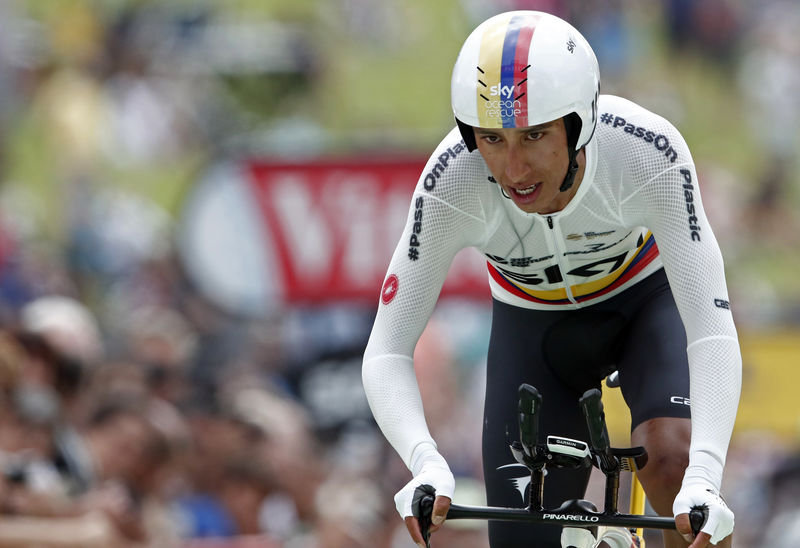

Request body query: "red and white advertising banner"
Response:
[177, 158, 489, 317]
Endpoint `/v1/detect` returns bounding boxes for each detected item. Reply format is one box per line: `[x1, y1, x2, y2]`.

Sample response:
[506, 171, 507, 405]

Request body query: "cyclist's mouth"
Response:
[509, 183, 542, 204]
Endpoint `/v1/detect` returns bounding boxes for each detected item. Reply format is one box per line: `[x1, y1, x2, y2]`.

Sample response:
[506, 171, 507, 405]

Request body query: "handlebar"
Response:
[412, 384, 709, 547]
[415, 493, 707, 547]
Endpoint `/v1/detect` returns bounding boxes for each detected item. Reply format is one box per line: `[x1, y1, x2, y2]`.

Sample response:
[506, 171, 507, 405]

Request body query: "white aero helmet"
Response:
[451, 11, 600, 161]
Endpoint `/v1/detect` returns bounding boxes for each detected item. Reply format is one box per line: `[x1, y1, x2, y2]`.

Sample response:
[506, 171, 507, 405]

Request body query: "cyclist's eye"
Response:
[527, 131, 544, 141]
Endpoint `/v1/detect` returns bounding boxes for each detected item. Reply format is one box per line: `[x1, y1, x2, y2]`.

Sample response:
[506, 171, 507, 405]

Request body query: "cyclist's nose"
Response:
[504, 145, 531, 183]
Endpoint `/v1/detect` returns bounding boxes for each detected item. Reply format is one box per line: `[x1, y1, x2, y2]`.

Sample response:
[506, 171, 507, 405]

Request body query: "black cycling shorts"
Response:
[482, 268, 691, 547]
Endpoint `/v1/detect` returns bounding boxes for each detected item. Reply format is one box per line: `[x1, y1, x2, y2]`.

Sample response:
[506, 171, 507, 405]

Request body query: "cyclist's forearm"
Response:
[685, 336, 742, 489]
[362, 353, 438, 469]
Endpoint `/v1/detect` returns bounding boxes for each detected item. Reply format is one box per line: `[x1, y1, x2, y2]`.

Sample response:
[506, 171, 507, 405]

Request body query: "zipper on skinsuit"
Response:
[545, 215, 579, 306]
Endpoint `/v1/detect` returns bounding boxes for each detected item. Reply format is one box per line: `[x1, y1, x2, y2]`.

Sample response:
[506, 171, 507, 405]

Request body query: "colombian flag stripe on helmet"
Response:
[500, 18, 523, 128]
[509, 17, 536, 126]
[476, 14, 508, 127]
[477, 13, 539, 128]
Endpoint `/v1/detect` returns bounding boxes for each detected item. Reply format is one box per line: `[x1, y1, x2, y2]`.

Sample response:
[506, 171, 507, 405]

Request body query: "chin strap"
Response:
[456, 118, 477, 152]
[559, 146, 580, 192]
[559, 113, 582, 192]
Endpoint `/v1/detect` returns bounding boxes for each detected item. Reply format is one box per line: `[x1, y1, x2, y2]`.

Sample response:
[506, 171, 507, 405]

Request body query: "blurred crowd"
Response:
[0, 1, 796, 547]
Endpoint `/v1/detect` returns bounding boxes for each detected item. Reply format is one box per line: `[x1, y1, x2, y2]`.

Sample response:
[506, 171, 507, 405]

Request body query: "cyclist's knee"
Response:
[640, 448, 688, 514]
[631, 417, 690, 515]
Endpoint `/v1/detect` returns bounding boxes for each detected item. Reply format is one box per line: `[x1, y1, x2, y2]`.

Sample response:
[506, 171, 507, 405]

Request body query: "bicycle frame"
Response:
[414, 384, 704, 546]
[630, 472, 647, 540]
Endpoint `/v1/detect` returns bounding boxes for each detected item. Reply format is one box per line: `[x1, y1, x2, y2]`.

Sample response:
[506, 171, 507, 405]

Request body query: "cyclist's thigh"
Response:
[483, 299, 593, 548]
[616, 276, 692, 428]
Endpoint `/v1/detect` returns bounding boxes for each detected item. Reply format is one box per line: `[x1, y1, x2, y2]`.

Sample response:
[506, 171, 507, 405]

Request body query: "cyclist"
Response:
[362, 11, 740, 548]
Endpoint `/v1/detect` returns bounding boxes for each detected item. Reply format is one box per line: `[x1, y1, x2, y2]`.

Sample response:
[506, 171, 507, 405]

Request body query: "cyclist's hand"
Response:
[673, 483, 734, 547]
[394, 456, 454, 547]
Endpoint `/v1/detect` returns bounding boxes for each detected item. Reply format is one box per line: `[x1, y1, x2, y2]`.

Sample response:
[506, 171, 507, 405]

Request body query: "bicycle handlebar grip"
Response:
[689, 506, 706, 537]
[518, 384, 542, 459]
[412, 485, 436, 548]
